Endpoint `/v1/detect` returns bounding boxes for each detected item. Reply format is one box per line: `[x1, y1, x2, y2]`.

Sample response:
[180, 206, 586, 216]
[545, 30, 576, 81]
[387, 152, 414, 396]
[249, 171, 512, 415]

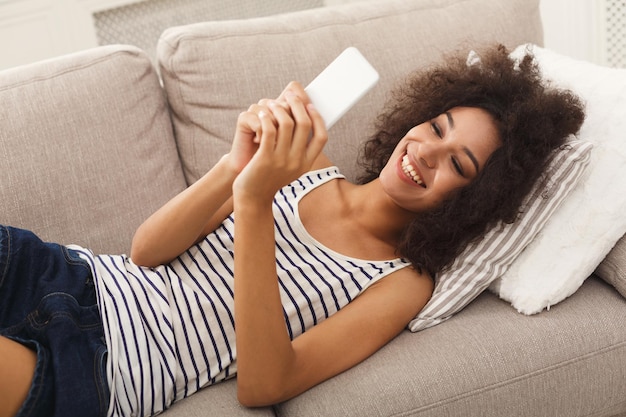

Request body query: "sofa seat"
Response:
[162, 276, 626, 416]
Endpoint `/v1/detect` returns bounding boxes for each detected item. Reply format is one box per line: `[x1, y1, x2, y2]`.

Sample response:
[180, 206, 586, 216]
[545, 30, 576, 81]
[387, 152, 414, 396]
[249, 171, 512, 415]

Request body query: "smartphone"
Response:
[305, 47, 379, 129]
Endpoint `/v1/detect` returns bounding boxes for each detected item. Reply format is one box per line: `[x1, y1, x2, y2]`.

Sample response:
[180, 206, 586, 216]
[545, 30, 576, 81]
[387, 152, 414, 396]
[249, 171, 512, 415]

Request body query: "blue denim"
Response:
[0, 225, 109, 417]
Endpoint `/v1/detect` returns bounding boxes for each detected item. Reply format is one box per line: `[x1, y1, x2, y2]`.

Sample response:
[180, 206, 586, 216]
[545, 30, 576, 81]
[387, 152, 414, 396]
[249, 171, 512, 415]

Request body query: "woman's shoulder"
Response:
[353, 265, 434, 327]
[370, 265, 434, 299]
[310, 152, 334, 171]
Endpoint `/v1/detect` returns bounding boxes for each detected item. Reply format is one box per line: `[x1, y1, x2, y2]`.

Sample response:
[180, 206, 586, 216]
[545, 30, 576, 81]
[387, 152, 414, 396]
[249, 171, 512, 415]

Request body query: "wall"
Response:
[0, 0, 611, 71]
[1, 0, 103, 70]
[540, 0, 602, 63]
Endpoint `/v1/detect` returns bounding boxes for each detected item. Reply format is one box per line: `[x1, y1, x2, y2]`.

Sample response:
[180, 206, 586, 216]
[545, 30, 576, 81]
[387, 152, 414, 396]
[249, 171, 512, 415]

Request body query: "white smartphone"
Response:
[305, 47, 379, 129]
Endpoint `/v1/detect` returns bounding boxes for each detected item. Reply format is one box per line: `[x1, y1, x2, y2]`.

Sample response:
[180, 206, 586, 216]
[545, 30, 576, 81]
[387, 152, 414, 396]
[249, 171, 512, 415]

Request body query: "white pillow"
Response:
[409, 139, 592, 332]
[488, 44, 626, 315]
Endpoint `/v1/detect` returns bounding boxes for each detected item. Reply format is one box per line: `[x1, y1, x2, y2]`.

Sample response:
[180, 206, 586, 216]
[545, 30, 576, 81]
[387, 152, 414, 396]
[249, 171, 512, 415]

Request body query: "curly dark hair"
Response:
[358, 44, 585, 276]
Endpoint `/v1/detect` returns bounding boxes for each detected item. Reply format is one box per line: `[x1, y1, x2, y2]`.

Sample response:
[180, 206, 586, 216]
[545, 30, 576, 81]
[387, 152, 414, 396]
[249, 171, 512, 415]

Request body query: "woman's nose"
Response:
[418, 141, 438, 169]
[421, 157, 435, 169]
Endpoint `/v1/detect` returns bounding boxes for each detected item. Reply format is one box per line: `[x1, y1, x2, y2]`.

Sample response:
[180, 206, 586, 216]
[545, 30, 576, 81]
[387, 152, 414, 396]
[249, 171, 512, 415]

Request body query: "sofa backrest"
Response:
[157, 0, 543, 185]
[0, 45, 187, 254]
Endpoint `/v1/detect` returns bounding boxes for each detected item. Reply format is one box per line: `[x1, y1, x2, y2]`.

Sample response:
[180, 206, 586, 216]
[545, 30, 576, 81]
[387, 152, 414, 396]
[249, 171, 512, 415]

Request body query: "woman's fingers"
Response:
[276, 81, 309, 104]
[280, 92, 327, 165]
[259, 98, 289, 114]
[256, 109, 277, 152]
[304, 103, 328, 163]
[264, 93, 327, 165]
[269, 99, 298, 155]
[247, 85, 327, 168]
[282, 94, 312, 154]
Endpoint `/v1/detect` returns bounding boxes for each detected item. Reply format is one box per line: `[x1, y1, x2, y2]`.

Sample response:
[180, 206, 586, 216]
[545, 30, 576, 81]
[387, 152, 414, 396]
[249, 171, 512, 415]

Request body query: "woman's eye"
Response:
[452, 157, 465, 177]
[431, 122, 442, 138]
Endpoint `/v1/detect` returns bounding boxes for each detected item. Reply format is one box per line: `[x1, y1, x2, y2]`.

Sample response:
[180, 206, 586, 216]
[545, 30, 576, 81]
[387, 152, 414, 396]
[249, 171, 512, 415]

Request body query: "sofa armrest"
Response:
[0, 45, 187, 254]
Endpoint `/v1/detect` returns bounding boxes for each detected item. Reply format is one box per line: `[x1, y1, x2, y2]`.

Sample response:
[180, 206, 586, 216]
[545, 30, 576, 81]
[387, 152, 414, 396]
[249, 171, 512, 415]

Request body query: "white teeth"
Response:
[401, 155, 424, 186]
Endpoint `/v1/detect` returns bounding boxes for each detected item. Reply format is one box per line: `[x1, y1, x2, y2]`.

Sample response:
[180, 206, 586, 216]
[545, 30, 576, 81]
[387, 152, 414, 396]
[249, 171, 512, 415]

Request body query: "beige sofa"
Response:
[2, 0, 625, 416]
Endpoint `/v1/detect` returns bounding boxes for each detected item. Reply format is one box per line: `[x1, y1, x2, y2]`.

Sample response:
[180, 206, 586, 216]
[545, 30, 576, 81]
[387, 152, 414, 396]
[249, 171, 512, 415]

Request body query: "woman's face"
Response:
[379, 106, 501, 213]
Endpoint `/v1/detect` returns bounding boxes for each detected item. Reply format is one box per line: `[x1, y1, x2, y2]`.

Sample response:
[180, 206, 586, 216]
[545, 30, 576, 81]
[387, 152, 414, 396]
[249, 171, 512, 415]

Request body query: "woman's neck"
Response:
[298, 174, 419, 260]
[339, 179, 417, 244]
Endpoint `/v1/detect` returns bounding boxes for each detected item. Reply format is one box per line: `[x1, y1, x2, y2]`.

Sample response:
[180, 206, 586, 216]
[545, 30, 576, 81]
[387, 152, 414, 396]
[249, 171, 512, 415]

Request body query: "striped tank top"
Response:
[72, 166, 410, 417]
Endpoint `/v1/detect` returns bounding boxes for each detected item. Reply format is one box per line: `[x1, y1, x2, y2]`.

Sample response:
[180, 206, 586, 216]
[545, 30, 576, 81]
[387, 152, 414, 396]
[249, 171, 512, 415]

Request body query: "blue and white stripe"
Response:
[72, 166, 410, 417]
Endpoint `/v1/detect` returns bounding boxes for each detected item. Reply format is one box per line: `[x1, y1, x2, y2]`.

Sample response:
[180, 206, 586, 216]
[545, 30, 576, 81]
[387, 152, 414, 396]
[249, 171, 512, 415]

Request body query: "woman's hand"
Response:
[130, 82, 325, 267]
[232, 87, 328, 204]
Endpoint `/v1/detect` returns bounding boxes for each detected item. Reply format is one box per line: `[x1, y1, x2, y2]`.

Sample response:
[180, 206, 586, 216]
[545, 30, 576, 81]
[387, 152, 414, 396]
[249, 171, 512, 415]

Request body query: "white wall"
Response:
[0, 0, 106, 71]
[0, 0, 607, 71]
[326, 0, 605, 64]
[540, 0, 602, 63]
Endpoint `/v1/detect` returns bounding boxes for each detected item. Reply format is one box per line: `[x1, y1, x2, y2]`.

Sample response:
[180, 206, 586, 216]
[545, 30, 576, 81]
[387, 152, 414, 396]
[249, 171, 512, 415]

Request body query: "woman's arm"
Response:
[236, 264, 433, 407]
[236, 255, 433, 407]
[231, 91, 328, 404]
[131, 88, 273, 267]
[231, 91, 433, 406]
[130, 82, 328, 268]
[130, 157, 237, 267]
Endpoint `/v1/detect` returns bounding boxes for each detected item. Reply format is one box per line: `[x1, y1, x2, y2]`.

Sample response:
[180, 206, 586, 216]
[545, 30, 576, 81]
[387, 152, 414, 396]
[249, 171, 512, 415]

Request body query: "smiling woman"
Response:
[359, 44, 586, 275]
[0, 43, 585, 417]
[379, 107, 500, 212]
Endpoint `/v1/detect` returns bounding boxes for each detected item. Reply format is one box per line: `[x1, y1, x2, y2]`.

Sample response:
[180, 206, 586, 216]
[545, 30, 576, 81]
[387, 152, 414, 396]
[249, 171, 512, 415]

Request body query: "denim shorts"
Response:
[0, 225, 110, 417]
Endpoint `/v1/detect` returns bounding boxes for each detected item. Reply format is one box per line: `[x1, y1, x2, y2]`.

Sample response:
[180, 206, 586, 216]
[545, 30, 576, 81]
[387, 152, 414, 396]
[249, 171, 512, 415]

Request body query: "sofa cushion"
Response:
[157, 0, 543, 185]
[0, 45, 187, 255]
[276, 277, 626, 417]
[161, 379, 274, 417]
[489, 45, 626, 314]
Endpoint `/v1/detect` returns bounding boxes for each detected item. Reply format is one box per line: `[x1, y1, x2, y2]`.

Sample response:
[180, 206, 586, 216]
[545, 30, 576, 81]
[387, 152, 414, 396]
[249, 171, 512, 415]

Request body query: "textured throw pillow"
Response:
[409, 139, 592, 332]
[489, 44, 626, 315]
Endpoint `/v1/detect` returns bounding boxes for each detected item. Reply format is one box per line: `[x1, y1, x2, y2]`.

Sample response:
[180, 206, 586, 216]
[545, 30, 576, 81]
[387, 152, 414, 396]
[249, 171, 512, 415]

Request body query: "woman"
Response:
[0, 45, 584, 417]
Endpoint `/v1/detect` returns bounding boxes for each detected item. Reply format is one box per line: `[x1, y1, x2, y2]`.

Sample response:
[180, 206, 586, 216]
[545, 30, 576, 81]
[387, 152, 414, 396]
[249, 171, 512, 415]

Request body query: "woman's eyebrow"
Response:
[445, 111, 454, 129]
[463, 146, 480, 174]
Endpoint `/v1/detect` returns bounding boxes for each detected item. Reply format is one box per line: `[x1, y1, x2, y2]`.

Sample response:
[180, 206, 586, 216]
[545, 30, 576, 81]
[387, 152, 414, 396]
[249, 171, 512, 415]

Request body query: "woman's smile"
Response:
[399, 152, 426, 188]
[379, 106, 501, 213]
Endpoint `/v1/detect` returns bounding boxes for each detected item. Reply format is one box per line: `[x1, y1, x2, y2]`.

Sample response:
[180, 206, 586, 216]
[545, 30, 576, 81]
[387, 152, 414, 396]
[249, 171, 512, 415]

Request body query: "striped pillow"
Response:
[408, 139, 593, 332]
